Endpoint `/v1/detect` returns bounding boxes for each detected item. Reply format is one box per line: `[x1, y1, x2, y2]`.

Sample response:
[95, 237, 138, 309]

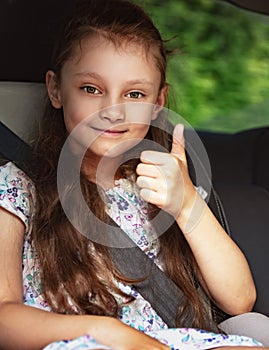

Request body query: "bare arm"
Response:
[0, 208, 169, 350]
[176, 191, 256, 315]
[137, 124, 256, 315]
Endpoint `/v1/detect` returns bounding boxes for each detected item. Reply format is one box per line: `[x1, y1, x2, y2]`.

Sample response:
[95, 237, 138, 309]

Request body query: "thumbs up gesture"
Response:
[136, 124, 197, 221]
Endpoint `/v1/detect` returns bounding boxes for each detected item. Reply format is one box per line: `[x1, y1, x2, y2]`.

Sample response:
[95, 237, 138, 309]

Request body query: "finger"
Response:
[140, 150, 170, 165]
[136, 175, 159, 192]
[171, 123, 186, 162]
[136, 163, 160, 178]
[139, 188, 165, 207]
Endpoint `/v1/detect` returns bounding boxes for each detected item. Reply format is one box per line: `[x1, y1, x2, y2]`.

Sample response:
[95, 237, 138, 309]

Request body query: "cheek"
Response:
[63, 109, 79, 134]
[60, 89, 87, 131]
[131, 124, 151, 139]
[62, 103, 90, 134]
[125, 103, 155, 125]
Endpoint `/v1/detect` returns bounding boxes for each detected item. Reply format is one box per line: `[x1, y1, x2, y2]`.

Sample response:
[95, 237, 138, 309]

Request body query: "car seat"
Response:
[198, 128, 269, 315]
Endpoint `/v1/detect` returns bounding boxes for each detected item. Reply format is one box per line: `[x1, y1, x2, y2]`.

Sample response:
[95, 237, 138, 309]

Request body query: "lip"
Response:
[91, 126, 128, 135]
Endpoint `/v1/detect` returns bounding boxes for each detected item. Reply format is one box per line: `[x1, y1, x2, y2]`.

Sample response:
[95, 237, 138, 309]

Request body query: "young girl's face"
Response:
[47, 35, 167, 160]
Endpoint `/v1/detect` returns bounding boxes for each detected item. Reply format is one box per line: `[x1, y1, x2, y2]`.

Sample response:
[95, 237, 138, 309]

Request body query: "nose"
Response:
[99, 104, 125, 123]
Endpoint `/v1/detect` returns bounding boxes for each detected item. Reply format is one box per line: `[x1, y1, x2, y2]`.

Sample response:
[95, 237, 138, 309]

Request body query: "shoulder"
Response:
[0, 162, 35, 231]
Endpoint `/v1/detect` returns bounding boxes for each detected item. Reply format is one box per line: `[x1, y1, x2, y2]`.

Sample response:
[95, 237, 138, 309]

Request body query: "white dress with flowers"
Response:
[0, 162, 263, 349]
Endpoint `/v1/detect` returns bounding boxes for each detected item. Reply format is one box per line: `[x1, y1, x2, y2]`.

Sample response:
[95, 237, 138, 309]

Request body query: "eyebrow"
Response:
[74, 72, 154, 86]
[74, 72, 102, 79]
[126, 79, 154, 86]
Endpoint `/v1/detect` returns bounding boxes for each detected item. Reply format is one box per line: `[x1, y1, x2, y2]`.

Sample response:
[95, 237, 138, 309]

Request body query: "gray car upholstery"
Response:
[197, 128, 269, 315]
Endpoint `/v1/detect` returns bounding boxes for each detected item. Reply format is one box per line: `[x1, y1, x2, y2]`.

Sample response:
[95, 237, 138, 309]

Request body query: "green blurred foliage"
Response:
[137, 0, 269, 132]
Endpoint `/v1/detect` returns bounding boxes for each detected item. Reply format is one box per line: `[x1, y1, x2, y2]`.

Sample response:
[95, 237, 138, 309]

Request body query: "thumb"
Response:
[171, 123, 186, 160]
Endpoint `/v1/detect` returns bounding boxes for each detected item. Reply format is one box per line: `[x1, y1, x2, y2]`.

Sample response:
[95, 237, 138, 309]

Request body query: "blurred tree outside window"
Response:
[138, 0, 269, 133]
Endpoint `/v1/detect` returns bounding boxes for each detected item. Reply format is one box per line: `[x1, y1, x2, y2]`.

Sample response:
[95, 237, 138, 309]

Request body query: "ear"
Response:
[152, 84, 168, 120]
[46, 70, 62, 109]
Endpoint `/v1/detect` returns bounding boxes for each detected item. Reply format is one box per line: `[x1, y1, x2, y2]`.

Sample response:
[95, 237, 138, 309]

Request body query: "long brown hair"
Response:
[31, 0, 219, 330]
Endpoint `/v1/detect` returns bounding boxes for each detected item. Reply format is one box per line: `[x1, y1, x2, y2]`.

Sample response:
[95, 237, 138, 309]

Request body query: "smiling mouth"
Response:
[92, 127, 128, 134]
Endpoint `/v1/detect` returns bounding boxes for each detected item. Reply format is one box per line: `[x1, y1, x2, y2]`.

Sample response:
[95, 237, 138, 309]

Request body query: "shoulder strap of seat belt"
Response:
[106, 215, 219, 331]
[107, 217, 190, 328]
[0, 121, 34, 171]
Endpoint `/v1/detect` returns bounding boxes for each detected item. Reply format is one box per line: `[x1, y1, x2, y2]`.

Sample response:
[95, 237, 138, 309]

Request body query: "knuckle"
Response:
[137, 176, 146, 188]
[140, 150, 150, 161]
[136, 163, 144, 174]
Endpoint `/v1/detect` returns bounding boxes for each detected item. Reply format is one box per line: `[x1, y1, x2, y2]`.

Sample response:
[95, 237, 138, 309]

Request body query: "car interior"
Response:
[0, 0, 268, 319]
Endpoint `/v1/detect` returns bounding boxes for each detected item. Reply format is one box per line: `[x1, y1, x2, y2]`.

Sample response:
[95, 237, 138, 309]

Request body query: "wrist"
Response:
[85, 316, 123, 345]
[176, 190, 206, 235]
[84, 315, 110, 338]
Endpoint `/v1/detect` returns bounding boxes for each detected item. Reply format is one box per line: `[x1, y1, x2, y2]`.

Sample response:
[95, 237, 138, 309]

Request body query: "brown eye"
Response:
[82, 86, 101, 94]
[127, 91, 145, 99]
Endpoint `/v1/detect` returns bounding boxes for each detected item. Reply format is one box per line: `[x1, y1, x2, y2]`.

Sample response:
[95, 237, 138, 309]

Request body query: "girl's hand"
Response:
[136, 124, 197, 223]
[87, 317, 170, 350]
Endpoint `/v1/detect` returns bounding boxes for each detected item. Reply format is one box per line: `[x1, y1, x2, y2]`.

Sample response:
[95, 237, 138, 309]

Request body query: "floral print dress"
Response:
[0, 162, 263, 349]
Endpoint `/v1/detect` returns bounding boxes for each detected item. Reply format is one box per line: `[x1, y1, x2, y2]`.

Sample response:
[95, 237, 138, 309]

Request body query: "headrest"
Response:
[198, 127, 269, 188]
[0, 81, 46, 142]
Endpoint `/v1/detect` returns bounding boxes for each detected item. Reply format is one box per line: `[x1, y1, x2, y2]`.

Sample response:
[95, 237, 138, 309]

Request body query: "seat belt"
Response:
[0, 121, 222, 330]
[0, 121, 34, 171]
[109, 220, 218, 333]
[107, 216, 219, 331]
[104, 212, 193, 328]
[110, 239, 190, 327]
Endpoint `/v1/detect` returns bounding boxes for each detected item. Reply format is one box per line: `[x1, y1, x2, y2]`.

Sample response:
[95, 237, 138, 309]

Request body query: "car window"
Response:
[142, 0, 269, 133]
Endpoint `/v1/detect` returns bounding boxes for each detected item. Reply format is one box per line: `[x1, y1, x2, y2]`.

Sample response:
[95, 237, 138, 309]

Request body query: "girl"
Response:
[0, 0, 268, 349]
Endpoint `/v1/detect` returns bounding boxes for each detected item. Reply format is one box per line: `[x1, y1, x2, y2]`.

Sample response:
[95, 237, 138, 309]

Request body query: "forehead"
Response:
[69, 33, 159, 67]
[60, 34, 163, 88]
